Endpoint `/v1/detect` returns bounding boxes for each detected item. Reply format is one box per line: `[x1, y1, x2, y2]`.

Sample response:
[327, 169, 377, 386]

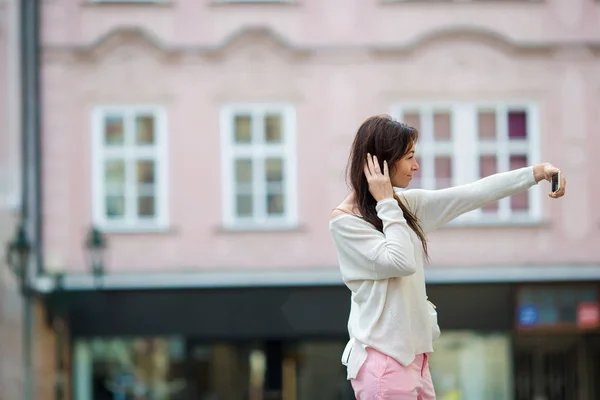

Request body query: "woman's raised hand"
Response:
[364, 153, 395, 202]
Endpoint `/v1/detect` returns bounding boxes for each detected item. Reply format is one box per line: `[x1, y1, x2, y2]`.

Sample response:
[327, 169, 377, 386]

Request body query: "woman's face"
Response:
[391, 142, 419, 188]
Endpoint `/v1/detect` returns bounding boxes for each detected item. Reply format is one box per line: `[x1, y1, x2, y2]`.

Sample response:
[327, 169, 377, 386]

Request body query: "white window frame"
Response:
[220, 103, 298, 231]
[91, 106, 169, 233]
[391, 101, 542, 225]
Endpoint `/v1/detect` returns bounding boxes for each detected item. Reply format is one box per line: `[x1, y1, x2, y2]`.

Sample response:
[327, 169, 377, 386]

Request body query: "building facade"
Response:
[1, 1, 61, 399]
[35, 0, 600, 399]
[0, 0, 24, 398]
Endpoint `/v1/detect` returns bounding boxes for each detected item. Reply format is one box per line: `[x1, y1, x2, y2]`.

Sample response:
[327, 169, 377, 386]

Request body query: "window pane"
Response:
[104, 115, 124, 146]
[292, 341, 350, 400]
[433, 112, 451, 141]
[82, 337, 187, 400]
[510, 155, 529, 210]
[430, 332, 513, 400]
[236, 194, 253, 217]
[266, 158, 283, 183]
[105, 160, 125, 194]
[265, 114, 282, 143]
[187, 342, 255, 399]
[434, 156, 452, 189]
[138, 196, 155, 217]
[235, 159, 252, 184]
[106, 196, 125, 218]
[478, 111, 496, 140]
[137, 160, 155, 184]
[234, 115, 252, 143]
[508, 111, 527, 139]
[267, 193, 284, 215]
[480, 156, 498, 212]
[135, 115, 155, 145]
[403, 112, 420, 131]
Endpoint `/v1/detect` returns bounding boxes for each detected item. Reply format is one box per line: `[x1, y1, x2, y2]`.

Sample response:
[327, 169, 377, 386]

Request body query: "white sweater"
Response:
[329, 167, 538, 379]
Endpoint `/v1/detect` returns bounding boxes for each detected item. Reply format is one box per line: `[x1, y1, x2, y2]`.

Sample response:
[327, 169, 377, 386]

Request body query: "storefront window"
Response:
[429, 331, 513, 400]
[516, 285, 599, 330]
[291, 340, 353, 400]
[74, 336, 187, 400]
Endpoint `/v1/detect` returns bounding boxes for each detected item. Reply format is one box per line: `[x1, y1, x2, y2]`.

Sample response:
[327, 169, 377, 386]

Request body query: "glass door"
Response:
[514, 335, 579, 400]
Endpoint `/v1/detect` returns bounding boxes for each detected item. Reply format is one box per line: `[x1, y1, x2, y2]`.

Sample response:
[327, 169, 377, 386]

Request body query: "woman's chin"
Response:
[393, 181, 410, 189]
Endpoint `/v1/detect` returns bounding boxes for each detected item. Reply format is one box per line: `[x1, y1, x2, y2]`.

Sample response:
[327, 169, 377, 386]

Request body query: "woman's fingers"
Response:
[372, 155, 381, 174]
[366, 153, 375, 176]
[555, 174, 566, 197]
[549, 173, 566, 198]
[364, 162, 372, 180]
[365, 153, 389, 179]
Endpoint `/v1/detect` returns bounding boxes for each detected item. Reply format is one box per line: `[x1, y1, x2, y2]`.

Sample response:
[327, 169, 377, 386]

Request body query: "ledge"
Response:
[441, 219, 550, 229]
[209, 0, 298, 6]
[82, 0, 174, 7]
[215, 224, 305, 234]
[32, 264, 600, 292]
[381, 0, 544, 4]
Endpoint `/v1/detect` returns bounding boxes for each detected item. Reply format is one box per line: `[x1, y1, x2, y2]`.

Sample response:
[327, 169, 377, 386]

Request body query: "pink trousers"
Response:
[351, 348, 436, 400]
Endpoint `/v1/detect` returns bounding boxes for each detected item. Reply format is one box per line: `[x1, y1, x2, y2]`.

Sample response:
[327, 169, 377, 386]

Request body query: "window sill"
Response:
[98, 225, 173, 235]
[83, 1, 173, 7]
[216, 224, 304, 234]
[209, 0, 298, 7]
[381, 0, 543, 4]
[442, 219, 549, 229]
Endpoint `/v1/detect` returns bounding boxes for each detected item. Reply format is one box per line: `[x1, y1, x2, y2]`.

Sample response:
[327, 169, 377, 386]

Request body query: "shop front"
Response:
[58, 281, 599, 400]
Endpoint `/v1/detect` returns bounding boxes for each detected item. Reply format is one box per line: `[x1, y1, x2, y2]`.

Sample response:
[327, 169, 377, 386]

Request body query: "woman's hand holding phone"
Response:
[534, 163, 566, 198]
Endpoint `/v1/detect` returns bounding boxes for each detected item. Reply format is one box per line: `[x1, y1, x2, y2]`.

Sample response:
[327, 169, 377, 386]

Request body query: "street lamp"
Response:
[6, 223, 108, 400]
[48, 225, 107, 400]
[86, 226, 106, 289]
[6, 223, 32, 293]
[6, 223, 34, 400]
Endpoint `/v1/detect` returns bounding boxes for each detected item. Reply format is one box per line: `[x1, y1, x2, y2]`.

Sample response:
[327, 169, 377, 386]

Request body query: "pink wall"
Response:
[39, 0, 600, 274]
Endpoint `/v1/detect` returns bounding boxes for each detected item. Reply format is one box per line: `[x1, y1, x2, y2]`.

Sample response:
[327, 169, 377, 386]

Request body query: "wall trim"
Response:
[41, 26, 600, 62]
[33, 264, 600, 292]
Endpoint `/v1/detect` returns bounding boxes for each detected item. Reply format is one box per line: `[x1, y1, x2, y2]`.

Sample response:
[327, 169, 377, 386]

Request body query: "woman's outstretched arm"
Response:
[402, 163, 565, 233]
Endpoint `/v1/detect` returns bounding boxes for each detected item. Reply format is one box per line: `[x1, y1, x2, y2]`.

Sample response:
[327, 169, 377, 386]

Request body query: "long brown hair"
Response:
[346, 115, 428, 260]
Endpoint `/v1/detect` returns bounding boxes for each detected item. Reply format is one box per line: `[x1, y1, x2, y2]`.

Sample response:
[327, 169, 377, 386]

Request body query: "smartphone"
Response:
[551, 171, 561, 193]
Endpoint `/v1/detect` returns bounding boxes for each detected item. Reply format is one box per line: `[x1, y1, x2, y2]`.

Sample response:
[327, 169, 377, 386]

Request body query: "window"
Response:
[392, 102, 541, 224]
[73, 336, 186, 400]
[429, 331, 513, 400]
[92, 106, 169, 232]
[220, 104, 297, 230]
[516, 285, 599, 331]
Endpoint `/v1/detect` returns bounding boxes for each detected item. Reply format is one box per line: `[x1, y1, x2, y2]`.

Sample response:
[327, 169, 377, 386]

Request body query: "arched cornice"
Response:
[370, 26, 554, 57]
[370, 26, 600, 59]
[42, 26, 312, 63]
[42, 25, 600, 63]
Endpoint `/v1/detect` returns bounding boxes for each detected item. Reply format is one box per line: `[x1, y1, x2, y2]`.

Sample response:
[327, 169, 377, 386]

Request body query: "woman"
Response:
[329, 115, 566, 400]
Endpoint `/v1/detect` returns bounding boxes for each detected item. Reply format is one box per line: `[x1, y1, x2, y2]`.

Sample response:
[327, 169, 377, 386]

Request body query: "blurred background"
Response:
[1, 0, 599, 399]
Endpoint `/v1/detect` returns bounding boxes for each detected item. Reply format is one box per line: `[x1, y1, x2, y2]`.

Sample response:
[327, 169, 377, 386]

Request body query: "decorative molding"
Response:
[42, 26, 312, 63]
[43, 27, 177, 63]
[42, 25, 600, 64]
[370, 26, 600, 58]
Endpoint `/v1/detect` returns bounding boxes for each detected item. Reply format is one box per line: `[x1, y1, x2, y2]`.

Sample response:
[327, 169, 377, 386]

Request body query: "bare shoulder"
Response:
[329, 204, 361, 221]
[330, 193, 362, 221]
[330, 208, 348, 220]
